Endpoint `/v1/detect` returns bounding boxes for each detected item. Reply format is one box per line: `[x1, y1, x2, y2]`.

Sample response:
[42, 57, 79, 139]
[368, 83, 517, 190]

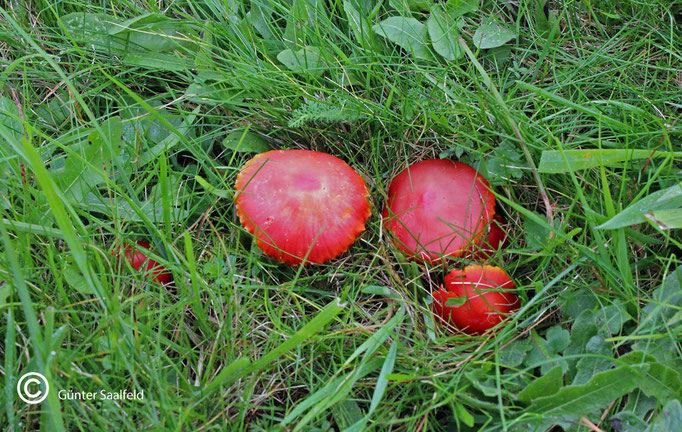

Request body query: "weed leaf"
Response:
[223, 129, 270, 153]
[373, 17, 433, 60]
[427, 6, 464, 61]
[472, 19, 516, 49]
[518, 365, 563, 403]
[447, 0, 479, 17]
[645, 208, 682, 229]
[277, 46, 327, 76]
[524, 365, 648, 428]
[597, 182, 682, 230]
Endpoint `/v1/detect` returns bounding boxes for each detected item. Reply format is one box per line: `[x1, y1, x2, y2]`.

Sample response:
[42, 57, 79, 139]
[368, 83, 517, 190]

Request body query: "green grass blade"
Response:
[539, 149, 681, 173]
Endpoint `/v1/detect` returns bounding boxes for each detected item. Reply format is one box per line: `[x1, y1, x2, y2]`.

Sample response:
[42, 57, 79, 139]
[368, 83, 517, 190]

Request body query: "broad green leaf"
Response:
[560, 291, 597, 320]
[62, 263, 95, 294]
[572, 336, 613, 385]
[81, 192, 185, 223]
[32, 92, 71, 128]
[407, 0, 433, 11]
[60, 13, 125, 53]
[138, 106, 200, 165]
[533, 0, 557, 35]
[332, 400, 364, 430]
[283, 0, 327, 48]
[498, 338, 532, 367]
[483, 45, 512, 65]
[108, 13, 171, 35]
[88, 116, 123, 161]
[344, 0, 376, 47]
[121, 98, 178, 141]
[621, 352, 682, 401]
[545, 326, 570, 353]
[454, 402, 475, 427]
[222, 129, 271, 153]
[464, 365, 504, 398]
[609, 411, 649, 431]
[638, 266, 682, 332]
[597, 182, 682, 230]
[538, 149, 682, 173]
[564, 311, 600, 383]
[652, 399, 682, 431]
[62, 12, 196, 58]
[109, 14, 197, 53]
[373, 17, 433, 60]
[645, 208, 682, 229]
[0, 96, 23, 139]
[565, 310, 598, 352]
[596, 300, 630, 335]
[52, 116, 124, 201]
[122, 52, 193, 71]
[525, 330, 569, 375]
[472, 19, 516, 49]
[476, 140, 525, 185]
[447, 0, 479, 17]
[277, 46, 327, 77]
[184, 82, 246, 106]
[248, 1, 275, 39]
[388, 0, 411, 15]
[524, 211, 549, 250]
[427, 6, 464, 61]
[526, 365, 648, 427]
[362, 285, 404, 301]
[518, 365, 563, 403]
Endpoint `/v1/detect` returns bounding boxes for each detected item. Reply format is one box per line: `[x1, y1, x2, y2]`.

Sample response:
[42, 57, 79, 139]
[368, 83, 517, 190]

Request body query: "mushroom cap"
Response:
[119, 241, 172, 284]
[432, 265, 519, 335]
[235, 149, 371, 265]
[469, 213, 507, 261]
[382, 159, 495, 263]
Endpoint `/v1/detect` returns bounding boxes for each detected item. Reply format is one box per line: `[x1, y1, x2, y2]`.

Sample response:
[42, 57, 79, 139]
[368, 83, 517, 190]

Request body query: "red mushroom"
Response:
[469, 213, 508, 261]
[432, 265, 519, 335]
[234, 149, 371, 265]
[382, 159, 495, 263]
[115, 241, 172, 284]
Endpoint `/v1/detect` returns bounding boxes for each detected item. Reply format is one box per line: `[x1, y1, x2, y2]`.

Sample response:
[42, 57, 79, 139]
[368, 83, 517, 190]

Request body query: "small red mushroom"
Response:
[115, 241, 172, 284]
[432, 265, 519, 334]
[234, 149, 371, 265]
[469, 213, 508, 261]
[382, 159, 495, 263]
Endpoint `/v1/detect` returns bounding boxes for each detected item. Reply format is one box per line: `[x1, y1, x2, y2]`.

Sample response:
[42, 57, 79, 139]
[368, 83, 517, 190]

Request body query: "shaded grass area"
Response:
[1, 0, 681, 430]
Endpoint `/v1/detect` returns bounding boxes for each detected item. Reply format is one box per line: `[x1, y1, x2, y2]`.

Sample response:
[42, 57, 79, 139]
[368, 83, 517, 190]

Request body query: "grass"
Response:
[1, 0, 681, 430]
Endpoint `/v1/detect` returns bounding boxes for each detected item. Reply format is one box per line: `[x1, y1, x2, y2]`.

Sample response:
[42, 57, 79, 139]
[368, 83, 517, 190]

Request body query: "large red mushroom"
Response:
[432, 265, 519, 334]
[234, 149, 371, 265]
[382, 159, 495, 263]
